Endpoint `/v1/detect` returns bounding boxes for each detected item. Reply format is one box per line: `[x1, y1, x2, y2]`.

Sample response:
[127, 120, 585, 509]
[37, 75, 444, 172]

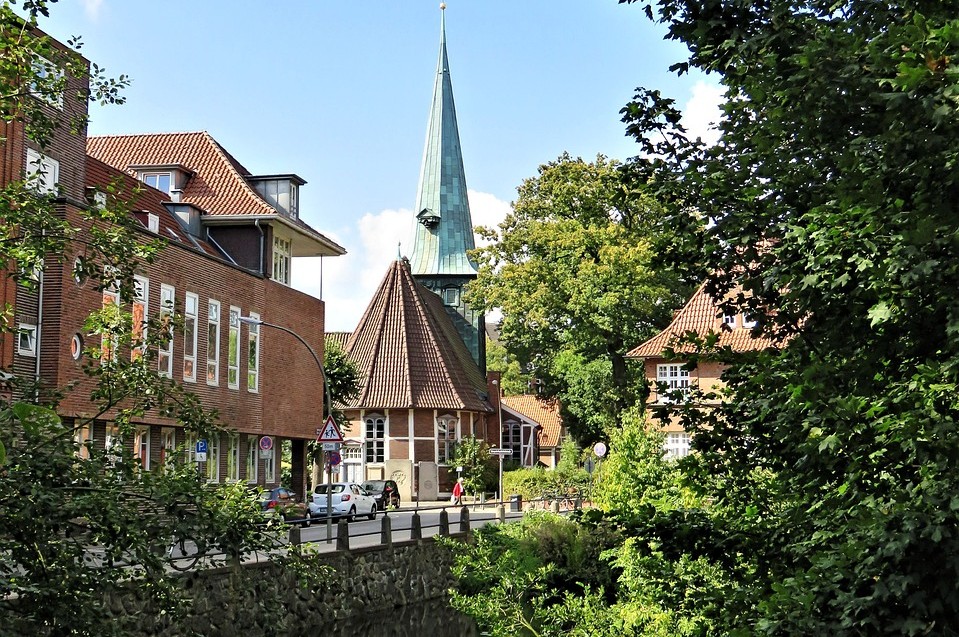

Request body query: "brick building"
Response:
[3, 32, 345, 497]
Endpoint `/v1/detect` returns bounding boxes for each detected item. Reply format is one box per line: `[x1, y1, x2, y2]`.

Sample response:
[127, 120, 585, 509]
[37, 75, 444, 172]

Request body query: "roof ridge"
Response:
[88, 130, 208, 140]
[199, 132, 275, 215]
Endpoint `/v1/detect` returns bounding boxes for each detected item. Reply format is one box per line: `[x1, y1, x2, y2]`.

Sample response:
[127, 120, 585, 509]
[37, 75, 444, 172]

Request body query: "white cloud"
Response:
[292, 190, 511, 333]
[81, 0, 105, 21]
[683, 81, 724, 146]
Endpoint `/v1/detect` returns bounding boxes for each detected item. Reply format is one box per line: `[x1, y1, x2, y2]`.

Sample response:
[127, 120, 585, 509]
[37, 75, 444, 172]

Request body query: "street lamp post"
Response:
[492, 379, 504, 502]
[238, 316, 335, 543]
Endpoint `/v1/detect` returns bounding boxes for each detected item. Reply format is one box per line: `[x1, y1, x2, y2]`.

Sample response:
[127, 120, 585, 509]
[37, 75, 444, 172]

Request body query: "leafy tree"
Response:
[619, 0, 959, 633]
[0, 3, 323, 634]
[485, 336, 528, 396]
[450, 435, 493, 495]
[323, 336, 361, 428]
[468, 153, 690, 443]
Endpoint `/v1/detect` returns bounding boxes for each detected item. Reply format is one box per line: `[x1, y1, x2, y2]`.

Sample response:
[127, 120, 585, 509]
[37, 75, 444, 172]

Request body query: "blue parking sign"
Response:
[196, 439, 208, 454]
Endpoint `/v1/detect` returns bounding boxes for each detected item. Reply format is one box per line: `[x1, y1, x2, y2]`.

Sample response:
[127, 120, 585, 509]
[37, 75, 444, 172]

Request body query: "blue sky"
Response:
[36, 0, 721, 331]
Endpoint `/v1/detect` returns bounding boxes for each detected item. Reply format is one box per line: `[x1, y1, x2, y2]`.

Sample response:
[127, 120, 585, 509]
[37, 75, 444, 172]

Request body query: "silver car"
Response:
[309, 482, 377, 521]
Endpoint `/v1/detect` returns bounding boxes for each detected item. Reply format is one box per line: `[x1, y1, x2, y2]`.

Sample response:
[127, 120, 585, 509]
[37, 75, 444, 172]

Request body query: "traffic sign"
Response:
[195, 439, 208, 462]
[489, 448, 512, 456]
[259, 436, 274, 451]
[328, 451, 342, 467]
[322, 442, 340, 451]
[316, 415, 343, 442]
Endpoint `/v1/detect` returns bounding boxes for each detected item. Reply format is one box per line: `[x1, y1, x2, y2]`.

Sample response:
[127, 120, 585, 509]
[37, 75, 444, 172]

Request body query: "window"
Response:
[343, 445, 362, 461]
[442, 287, 459, 306]
[142, 172, 172, 194]
[722, 314, 736, 328]
[132, 276, 148, 361]
[437, 416, 457, 464]
[105, 424, 122, 465]
[228, 307, 240, 389]
[247, 311, 260, 392]
[245, 435, 258, 483]
[184, 432, 196, 464]
[26, 148, 59, 195]
[264, 446, 276, 484]
[158, 285, 175, 377]
[101, 285, 119, 362]
[272, 237, 291, 285]
[134, 426, 150, 470]
[207, 300, 220, 385]
[365, 415, 385, 463]
[226, 435, 240, 481]
[664, 432, 691, 459]
[31, 55, 63, 107]
[206, 435, 220, 482]
[656, 364, 690, 402]
[147, 213, 159, 233]
[17, 324, 37, 357]
[160, 427, 177, 467]
[504, 422, 522, 464]
[742, 315, 757, 329]
[75, 423, 93, 460]
[183, 292, 198, 382]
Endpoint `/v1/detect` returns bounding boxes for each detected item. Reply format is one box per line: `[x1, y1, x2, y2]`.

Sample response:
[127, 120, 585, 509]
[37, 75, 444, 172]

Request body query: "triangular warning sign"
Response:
[316, 415, 343, 442]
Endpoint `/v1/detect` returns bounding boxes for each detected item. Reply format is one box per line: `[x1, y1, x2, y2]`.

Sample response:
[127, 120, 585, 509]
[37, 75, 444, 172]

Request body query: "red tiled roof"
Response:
[628, 282, 778, 359]
[87, 131, 345, 255]
[325, 332, 352, 351]
[84, 155, 220, 257]
[502, 395, 563, 448]
[343, 258, 492, 412]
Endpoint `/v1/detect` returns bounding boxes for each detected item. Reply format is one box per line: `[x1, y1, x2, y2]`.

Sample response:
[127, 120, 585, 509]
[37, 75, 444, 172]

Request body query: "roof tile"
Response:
[502, 395, 564, 448]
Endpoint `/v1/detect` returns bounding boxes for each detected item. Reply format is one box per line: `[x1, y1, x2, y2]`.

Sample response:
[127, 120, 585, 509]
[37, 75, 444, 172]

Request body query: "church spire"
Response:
[409, 3, 477, 276]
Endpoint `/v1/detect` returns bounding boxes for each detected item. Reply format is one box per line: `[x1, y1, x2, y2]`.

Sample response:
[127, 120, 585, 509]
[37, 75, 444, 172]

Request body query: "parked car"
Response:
[259, 487, 311, 527]
[309, 482, 377, 521]
[361, 480, 401, 510]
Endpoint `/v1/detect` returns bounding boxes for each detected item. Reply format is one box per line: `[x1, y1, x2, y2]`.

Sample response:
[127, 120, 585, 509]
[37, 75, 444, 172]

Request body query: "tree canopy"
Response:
[468, 153, 690, 442]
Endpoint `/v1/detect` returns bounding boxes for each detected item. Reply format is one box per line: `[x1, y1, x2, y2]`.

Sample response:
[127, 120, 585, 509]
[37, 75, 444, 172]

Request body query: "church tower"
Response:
[409, 5, 485, 374]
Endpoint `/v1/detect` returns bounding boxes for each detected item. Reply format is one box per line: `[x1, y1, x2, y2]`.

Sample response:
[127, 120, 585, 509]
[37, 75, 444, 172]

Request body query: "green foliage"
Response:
[468, 153, 690, 443]
[450, 435, 493, 494]
[616, 0, 959, 633]
[502, 463, 591, 504]
[323, 337, 361, 427]
[485, 336, 529, 396]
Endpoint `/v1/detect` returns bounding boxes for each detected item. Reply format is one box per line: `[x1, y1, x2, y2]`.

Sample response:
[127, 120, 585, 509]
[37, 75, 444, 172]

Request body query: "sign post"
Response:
[489, 448, 512, 503]
[316, 415, 344, 543]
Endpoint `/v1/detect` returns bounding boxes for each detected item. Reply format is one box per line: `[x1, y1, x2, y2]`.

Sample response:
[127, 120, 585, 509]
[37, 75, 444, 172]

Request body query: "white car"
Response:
[309, 482, 377, 521]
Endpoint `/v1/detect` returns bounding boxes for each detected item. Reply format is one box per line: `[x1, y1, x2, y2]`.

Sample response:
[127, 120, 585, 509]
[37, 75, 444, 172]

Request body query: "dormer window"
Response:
[442, 286, 459, 306]
[249, 174, 304, 219]
[142, 172, 172, 194]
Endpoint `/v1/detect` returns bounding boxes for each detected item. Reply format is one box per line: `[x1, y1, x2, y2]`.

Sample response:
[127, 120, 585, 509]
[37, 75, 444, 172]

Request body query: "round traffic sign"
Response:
[259, 436, 274, 451]
[328, 451, 341, 467]
[593, 442, 607, 457]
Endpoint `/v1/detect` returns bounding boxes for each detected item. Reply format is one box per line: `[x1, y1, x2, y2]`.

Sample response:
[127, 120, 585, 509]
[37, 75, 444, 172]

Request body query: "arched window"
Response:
[365, 414, 386, 463]
[437, 415, 458, 464]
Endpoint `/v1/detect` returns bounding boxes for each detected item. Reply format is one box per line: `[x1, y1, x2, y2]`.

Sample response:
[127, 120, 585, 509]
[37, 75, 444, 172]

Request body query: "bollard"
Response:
[460, 507, 470, 534]
[410, 511, 422, 540]
[551, 499, 560, 514]
[439, 509, 450, 536]
[336, 519, 350, 552]
[288, 524, 301, 545]
[496, 505, 505, 523]
[380, 513, 393, 549]
[575, 494, 582, 510]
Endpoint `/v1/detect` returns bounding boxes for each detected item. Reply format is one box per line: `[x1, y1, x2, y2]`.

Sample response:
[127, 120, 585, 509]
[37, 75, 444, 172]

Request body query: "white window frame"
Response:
[247, 311, 260, 393]
[147, 213, 159, 233]
[158, 285, 175, 378]
[228, 306, 241, 389]
[722, 314, 736, 328]
[183, 292, 198, 382]
[263, 446, 276, 484]
[101, 285, 120, 362]
[272, 236, 291, 285]
[742, 315, 757, 329]
[25, 148, 59, 195]
[134, 425, 151, 471]
[656, 363, 691, 403]
[17, 323, 37, 357]
[31, 54, 64, 108]
[105, 423, 122, 465]
[226, 434, 240, 481]
[664, 432, 691, 459]
[245, 434, 258, 483]
[437, 415, 457, 465]
[132, 276, 148, 361]
[75, 422, 93, 460]
[206, 435, 220, 482]
[184, 432, 196, 464]
[365, 415, 385, 463]
[504, 421, 522, 465]
[207, 299, 220, 386]
[160, 427, 177, 467]
[141, 171, 172, 194]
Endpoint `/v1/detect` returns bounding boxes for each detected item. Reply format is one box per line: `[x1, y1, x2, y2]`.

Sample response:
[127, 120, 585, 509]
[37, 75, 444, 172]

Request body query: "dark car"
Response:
[361, 480, 400, 510]
[258, 487, 311, 527]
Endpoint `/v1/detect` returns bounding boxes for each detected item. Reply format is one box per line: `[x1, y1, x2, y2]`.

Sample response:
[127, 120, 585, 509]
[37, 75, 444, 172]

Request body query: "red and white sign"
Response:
[316, 415, 343, 443]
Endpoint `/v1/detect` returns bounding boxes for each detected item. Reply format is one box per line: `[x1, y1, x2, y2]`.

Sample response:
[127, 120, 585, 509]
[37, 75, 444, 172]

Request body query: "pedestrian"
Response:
[452, 477, 464, 506]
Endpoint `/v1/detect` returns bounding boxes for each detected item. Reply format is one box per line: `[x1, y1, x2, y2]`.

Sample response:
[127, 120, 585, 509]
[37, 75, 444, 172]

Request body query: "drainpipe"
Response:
[254, 218, 264, 275]
[34, 268, 43, 381]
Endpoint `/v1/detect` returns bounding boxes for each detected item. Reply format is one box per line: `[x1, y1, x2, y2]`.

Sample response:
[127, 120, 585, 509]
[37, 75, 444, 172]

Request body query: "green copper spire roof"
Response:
[409, 5, 477, 276]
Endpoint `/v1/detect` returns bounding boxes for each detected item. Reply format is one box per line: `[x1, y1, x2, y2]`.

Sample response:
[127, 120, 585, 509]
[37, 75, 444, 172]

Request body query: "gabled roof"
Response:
[408, 7, 477, 277]
[343, 258, 491, 412]
[325, 332, 352, 351]
[87, 131, 345, 256]
[502, 395, 564, 448]
[627, 282, 778, 359]
[84, 155, 221, 258]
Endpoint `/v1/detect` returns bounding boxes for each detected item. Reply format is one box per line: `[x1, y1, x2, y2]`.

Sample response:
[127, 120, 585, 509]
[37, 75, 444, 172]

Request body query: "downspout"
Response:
[254, 218, 264, 275]
[34, 268, 43, 381]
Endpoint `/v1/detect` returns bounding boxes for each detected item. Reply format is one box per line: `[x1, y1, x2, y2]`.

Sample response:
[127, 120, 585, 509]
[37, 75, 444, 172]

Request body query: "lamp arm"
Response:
[257, 320, 331, 420]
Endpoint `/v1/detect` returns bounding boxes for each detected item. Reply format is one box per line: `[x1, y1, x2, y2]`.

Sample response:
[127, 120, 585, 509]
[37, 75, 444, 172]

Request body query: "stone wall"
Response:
[111, 536, 466, 636]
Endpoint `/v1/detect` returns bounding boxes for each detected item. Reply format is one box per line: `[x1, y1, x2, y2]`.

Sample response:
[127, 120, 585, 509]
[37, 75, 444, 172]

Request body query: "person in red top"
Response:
[452, 477, 464, 506]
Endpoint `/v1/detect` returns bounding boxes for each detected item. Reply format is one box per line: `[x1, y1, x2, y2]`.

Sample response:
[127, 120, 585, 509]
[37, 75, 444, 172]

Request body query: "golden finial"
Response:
[440, 3, 446, 10]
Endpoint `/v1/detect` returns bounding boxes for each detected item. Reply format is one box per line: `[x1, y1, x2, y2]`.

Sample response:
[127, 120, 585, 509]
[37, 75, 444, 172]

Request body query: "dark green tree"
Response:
[620, 0, 959, 633]
[468, 153, 690, 443]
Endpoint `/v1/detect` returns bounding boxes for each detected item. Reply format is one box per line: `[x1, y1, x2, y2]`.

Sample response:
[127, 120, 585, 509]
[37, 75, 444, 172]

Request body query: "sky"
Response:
[34, 0, 722, 332]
